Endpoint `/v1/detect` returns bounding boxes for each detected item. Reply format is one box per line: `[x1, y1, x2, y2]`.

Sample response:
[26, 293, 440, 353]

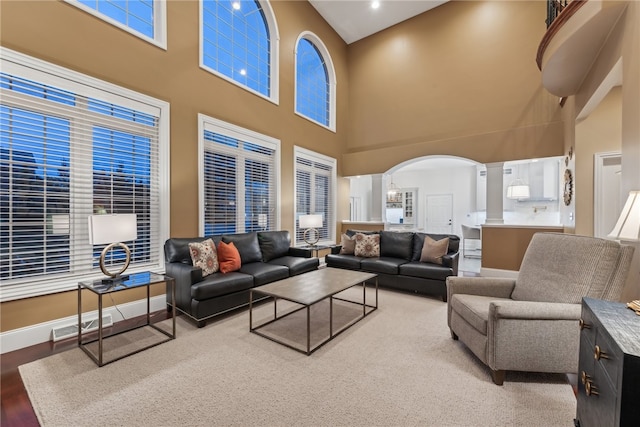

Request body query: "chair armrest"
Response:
[446, 276, 516, 300]
[288, 247, 312, 258]
[489, 300, 582, 321]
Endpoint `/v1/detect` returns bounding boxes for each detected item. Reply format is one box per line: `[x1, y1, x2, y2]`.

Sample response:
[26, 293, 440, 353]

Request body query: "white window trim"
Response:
[293, 146, 337, 246]
[199, 0, 280, 105]
[0, 47, 171, 302]
[294, 31, 337, 133]
[197, 114, 281, 236]
[64, 0, 167, 50]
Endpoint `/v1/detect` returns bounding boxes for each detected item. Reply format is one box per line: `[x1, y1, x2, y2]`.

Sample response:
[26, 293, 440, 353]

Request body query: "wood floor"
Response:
[1, 311, 171, 427]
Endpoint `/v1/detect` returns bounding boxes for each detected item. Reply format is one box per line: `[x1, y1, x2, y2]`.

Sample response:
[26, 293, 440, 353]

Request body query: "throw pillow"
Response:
[188, 239, 219, 276]
[354, 233, 380, 258]
[339, 234, 356, 255]
[420, 236, 449, 265]
[217, 241, 242, 273]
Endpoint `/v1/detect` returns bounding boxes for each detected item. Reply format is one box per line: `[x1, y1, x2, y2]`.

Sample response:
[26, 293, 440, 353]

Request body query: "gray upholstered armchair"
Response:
[446, 232, 634, 385]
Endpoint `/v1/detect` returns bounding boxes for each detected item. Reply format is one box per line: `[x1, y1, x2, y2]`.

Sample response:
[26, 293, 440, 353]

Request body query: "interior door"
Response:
[426, 194, 453, 233]
[594, 152, 622, 238]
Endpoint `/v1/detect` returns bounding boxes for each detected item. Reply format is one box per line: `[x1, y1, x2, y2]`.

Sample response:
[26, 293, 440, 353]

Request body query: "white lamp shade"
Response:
[88, 214, 138, 245]
[299, 214, 323, 229]
[608, 191, 640, 241]
[506, 184, 530, 199]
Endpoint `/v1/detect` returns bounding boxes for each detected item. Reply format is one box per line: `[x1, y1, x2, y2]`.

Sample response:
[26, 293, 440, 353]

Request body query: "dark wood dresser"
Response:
[575, 297, 640, 427]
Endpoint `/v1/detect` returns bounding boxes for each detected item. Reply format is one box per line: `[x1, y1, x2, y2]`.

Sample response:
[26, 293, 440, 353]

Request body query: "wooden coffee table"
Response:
[249, 268, 377, 355]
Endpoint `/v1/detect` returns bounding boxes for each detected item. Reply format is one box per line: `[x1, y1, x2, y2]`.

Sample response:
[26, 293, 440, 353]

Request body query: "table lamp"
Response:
[608, 190, 640, 241]
[88, 213, 138, 284]
[299, 214, 323, 246]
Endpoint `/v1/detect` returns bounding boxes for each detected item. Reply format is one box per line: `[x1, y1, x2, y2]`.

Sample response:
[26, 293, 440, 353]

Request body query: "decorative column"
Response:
[485, 162, 504, 224]
[371, 174, 383, 222]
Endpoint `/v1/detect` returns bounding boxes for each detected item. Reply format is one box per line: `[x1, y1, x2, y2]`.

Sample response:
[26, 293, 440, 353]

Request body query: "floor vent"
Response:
[51, 314, 113, 342]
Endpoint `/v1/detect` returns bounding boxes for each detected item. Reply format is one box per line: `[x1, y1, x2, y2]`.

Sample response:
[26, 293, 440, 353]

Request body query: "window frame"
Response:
[199, 0, 280, 105]
[293, 146, 336, 246]
[0, 47, 170, 302]
[198, 114, 281, 236]
[64, 0, 167, 50]
[294, 31, 337, 132]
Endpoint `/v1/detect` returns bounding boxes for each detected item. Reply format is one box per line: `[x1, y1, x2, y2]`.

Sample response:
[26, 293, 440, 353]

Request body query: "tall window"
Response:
[65, 0, 167, 48]
[295, 32, 336, 131]
[199, 114, 279, 236]
[0, 48, 169, 301]
[294, 147, 336, 246]
[201, 0, 279, 102]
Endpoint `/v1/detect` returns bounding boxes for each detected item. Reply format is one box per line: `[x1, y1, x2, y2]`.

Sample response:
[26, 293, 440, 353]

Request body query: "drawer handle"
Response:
[594, 345, 609, 361]
[580, 371, 591, 385]
[579, 319, 591, 330]
[585, 381, 599, 396]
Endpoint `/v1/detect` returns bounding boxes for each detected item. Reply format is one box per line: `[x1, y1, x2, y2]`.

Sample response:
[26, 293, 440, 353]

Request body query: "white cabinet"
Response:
[386, 188, 417, 225]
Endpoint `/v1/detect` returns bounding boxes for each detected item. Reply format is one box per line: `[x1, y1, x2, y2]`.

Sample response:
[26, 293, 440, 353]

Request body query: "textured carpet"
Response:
[19, 288, 577, 426]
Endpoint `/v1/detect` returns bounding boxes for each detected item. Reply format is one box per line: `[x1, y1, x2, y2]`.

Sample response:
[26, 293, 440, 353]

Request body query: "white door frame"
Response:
[594, 151, 621, 238]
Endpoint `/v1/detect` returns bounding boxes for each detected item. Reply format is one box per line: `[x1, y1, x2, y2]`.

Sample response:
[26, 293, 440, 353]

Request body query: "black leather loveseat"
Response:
[164, 230, 319, 327]
[325, 230, 459, 302]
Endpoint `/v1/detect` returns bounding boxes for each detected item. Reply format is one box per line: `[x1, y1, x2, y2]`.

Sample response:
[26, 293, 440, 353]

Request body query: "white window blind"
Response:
[0, 48, 169, 301]
[294, 147, 336, 245]
[199, 115, 279, 236]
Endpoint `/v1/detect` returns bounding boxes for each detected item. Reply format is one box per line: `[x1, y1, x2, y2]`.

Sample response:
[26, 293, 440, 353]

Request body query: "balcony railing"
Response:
[546, 0, 569, 27]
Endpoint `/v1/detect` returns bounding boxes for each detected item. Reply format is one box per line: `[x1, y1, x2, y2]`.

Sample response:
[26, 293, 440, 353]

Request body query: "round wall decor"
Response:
[563, 169, 573, 206]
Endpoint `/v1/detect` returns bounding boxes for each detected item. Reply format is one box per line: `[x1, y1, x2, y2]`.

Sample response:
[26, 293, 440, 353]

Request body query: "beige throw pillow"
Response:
[339, 234, 356, 255]
[354, 233, 380, 258]
[420, 236, 449, 265]
[189, 238, 219, 276]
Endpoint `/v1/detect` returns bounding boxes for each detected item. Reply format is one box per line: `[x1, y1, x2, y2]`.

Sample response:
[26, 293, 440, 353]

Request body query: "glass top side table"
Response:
[78, 271, 176, 366]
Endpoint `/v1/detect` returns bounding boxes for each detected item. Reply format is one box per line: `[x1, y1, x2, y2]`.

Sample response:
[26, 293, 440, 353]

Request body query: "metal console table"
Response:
[78, 271, 176, 366]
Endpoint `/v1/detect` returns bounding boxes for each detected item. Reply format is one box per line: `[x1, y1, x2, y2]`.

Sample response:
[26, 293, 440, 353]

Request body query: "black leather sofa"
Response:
[164, 230, 319, 327]
[325, 230, 460, 302]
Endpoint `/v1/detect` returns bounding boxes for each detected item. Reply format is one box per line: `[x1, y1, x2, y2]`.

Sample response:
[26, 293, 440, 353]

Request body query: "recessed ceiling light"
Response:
[240, 69, 247, 76]
[371, 1, 380, 10]
[232, 2, 241, 11]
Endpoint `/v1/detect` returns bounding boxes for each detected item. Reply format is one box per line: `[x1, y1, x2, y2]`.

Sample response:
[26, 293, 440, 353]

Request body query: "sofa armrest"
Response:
[446, 276, 516, 301]
[331, 245, 342, 254]
[489, 300, 582, 321]
[443, 252, 459, 275]
[287, 247, 313, 258]
[165, 262, 203, 311]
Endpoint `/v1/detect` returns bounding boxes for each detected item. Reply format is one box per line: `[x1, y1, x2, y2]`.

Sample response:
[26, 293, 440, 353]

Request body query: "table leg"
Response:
[249, 290, 253, 331]
[307, 305, 311, 355]
[330, 296, 333, 337]
[77, 285, 82, 347]
[98, 294, 103, 366]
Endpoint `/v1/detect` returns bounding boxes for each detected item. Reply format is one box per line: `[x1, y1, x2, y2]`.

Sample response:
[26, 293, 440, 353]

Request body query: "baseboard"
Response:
[480, 267, 519, 278]
[0, 295, 167, 354]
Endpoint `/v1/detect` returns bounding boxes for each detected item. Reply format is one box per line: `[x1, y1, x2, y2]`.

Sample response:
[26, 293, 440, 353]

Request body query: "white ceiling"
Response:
[308, 0, 449, 44]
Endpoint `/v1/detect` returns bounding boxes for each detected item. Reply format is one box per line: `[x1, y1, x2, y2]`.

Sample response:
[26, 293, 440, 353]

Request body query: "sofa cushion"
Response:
[354, 233, 380, 257]
[449, 294, 506, 335]
[512, 232, 624, 303]
[191, 271, 254, 300]
[360, 257, 406, 274]
[188, 239, 219, 276]
[218, 241, 242, 273]
[380, 231, 414, 260]
[325, 254, 364, 270]
[239, 262, 289, 286]
[339, 234, 356, 254]
[267, 256, 319, 276]
[412, 233, 459, 261]
[257, 231, 291, 262]
[222, 232, 262, 264]
[420, 236, 449, 265]
[399, 261, 453, 281]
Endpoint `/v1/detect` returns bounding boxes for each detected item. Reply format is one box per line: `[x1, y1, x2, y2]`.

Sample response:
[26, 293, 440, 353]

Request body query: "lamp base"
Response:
[101, 274, 130, 285]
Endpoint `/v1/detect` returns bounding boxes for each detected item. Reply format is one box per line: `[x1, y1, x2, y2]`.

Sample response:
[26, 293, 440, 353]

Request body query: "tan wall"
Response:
[575, 87, 622, 236]
[344, 0, 564, 176]
[481, 226, 563, 271]
[563, 1, 640, 301]
[0, 0, 348, 332]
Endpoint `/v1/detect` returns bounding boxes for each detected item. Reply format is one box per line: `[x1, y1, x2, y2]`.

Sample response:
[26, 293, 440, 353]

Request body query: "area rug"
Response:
[19, 288, 576, 426]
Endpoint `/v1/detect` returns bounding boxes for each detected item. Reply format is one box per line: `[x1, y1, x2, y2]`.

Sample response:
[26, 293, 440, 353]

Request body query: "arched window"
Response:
[201, 0, 279, 102]
[295, 32, 336, 131]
